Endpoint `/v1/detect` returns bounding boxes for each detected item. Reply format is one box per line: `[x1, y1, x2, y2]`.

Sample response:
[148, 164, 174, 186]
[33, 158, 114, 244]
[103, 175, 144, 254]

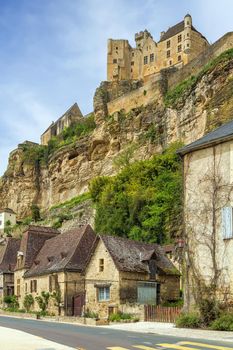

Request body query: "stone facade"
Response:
[107, 15, 209, 82]
[85, 238, 180, 319]
[41, 103, 83, 146]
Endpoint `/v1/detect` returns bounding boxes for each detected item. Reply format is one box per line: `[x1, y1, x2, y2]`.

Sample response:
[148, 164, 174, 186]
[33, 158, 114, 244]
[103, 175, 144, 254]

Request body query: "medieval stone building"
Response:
[107, 14, 209, 82]
[41, 103, 83, 146]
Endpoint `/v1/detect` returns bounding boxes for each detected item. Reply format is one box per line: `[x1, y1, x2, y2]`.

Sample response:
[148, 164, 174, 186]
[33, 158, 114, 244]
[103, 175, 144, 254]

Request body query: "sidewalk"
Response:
[101, 321, 233, 343]
[0, 326, 76, 350]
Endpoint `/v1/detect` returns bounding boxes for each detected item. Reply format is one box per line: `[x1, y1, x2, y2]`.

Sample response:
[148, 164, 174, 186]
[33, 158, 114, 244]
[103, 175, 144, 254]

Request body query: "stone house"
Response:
[107, 14, 209, 82]
[0, 208, 16, 236]
[23, 224, 96, 316]
[41, 103, 83, 146]
[85, 235, 180, 319]
[177, 120, 233, 309]
[0, 237, 20, 302]
[14, 225, 59, 308]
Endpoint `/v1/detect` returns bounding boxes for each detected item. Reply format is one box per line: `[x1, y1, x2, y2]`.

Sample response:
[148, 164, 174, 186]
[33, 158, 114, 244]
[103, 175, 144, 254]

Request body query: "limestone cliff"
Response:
[1, 49, 233, 219]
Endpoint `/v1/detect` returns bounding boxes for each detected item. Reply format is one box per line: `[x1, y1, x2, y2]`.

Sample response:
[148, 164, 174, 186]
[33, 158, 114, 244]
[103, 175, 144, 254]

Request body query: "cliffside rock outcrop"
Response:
[1, 53, 233, 218]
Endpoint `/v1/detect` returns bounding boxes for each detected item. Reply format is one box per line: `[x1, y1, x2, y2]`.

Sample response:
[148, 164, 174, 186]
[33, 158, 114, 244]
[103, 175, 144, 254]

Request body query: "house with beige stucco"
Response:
[85, 235, 180, 319]
[177, 120, 233, 310]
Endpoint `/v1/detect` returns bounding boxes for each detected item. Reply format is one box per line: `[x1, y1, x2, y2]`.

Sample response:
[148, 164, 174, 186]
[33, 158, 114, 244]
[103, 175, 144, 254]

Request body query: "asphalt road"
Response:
[0, 315, 232, 350]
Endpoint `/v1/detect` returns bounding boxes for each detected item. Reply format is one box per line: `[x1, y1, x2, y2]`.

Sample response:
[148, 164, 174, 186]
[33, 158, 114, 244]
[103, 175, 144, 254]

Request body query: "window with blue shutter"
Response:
[222, 207, 233, 239]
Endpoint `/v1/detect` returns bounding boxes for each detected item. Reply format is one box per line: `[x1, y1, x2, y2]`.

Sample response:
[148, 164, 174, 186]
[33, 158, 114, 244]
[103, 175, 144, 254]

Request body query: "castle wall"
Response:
[167, 32, 233, 89]
[107, 74, 165, 115]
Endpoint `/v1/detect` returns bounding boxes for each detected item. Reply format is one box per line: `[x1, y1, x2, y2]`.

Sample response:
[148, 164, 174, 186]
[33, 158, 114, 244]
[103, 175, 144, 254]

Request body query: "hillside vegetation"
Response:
[90, 142, 183, 244]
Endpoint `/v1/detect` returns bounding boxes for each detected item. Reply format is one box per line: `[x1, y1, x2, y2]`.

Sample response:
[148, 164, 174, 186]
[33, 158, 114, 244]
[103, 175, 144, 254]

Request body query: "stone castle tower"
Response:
[107, 14, 209, 82]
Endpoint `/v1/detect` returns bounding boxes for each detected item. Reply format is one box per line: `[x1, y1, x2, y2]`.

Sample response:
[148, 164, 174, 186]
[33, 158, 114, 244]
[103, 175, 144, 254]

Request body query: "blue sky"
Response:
[0, 0, 232, 175]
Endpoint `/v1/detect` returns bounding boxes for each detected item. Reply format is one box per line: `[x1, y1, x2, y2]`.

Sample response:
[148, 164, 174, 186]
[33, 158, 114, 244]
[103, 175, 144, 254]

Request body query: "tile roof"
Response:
[100, 235, 179, 275]
[15, 225, 60, 271]
[25, 224, 96, 277]
[159, 20, 207, 42]
[0, 208, 16, 214]
[177, 120, 233, 156]
[0, 238, 20, 273]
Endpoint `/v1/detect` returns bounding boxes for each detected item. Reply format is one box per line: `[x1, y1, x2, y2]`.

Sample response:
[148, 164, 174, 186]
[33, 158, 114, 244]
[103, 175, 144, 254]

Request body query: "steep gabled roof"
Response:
[99, 235, 179, 275]
[25, 224, 96, 277]
[0, 238, 20, 273]
[177, 120, 233, 156]
[159, 20, 207, 42]
[15, 226, 60, 271]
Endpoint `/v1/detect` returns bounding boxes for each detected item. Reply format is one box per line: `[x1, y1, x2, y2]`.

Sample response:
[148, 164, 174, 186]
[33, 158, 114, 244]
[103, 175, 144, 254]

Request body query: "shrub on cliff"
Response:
[90, 142, 183, 243]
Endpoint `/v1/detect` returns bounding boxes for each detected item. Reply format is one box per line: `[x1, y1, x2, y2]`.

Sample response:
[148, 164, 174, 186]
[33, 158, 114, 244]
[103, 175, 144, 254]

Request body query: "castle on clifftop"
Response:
[107, 14, 209, 82]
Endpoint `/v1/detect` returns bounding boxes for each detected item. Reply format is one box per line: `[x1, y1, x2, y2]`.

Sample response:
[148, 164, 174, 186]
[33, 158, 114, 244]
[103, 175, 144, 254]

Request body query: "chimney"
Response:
[160, 31, 165, 40]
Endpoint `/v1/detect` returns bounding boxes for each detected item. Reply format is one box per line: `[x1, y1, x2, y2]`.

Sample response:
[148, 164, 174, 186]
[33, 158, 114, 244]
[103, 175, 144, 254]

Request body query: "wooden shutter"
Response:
[222, 207, 233, 239]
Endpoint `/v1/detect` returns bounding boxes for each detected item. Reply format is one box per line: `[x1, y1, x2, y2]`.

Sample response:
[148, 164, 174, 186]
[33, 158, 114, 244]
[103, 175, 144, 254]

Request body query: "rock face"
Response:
[1, 56, 233, 219]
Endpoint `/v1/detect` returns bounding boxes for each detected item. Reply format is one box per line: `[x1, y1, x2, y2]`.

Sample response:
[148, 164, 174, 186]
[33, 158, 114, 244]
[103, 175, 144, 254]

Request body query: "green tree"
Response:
[4, 220, 12, 237]
[35, 291, 50, 313]
[23, 294, 34, 312]
[90, 142, 183, 244]
[31, 204, 41, 222]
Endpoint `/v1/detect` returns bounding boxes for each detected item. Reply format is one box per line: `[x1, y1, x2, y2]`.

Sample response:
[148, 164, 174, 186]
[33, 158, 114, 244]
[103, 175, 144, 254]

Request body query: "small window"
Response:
[115, 46, 118, 50]
[187, 43, 190, 48]
[178, 55, 182, 61]
[178, 34, 182, 43]
[187, 33, 190, 37]
[169, 60, 172, 66]
[167, 40, 171, 48]
[178, 45, 182, 53]
[132, 52, 134, 57]
[131, 61, 134, 66]
[187, 21, 190, 25]
[150, 53, 154, 62]
[113, 59, 117, 64]
[144, 56, 148, 65]
[99, 259, 104, 272]
[25, 283, 27, 294]
[222, 207, 233, 239]
[30, 280, 37, 293]
[98, 287, 110, 301]
[16, 279, 20, 296]
[167, 50, 171, 58]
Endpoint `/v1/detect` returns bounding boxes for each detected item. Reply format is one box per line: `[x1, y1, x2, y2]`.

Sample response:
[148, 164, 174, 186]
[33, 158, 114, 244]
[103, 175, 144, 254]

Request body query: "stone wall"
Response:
[167, 32, 233, 89]
[107, 74, 166, 116]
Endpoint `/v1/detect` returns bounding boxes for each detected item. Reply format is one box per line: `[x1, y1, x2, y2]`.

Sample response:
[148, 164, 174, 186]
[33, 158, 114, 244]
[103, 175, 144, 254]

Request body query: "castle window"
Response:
[131, 61, 134, 66]
[187, 21, 190, 25]
[178, 34, 182, 43]
[169, 60, 172, 66]
[167, 50, 171, 58]
[150, 53, 154, 62]
[113, 59, 117, 64]
[30, 280, 37, 293]
[99, 259, 104, 272]
[187, 43, 190, 48]
[187, 33, 190, 37]
[144, 56, 148, 65]
[115, 46, 118, 50]
[178, 55, 182, 61]
[132, 52, 134, 57]
[167, 40, 171, 48]
[178, 45, 182, 53]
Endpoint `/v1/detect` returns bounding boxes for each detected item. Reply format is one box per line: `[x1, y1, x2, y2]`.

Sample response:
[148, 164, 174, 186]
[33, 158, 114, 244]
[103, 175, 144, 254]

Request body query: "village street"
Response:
[0, 315, 233, 350]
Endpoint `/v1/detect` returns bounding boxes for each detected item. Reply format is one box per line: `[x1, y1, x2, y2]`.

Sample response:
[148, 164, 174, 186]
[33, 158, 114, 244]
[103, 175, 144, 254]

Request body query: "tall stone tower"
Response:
[184, 14, 192, 53]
